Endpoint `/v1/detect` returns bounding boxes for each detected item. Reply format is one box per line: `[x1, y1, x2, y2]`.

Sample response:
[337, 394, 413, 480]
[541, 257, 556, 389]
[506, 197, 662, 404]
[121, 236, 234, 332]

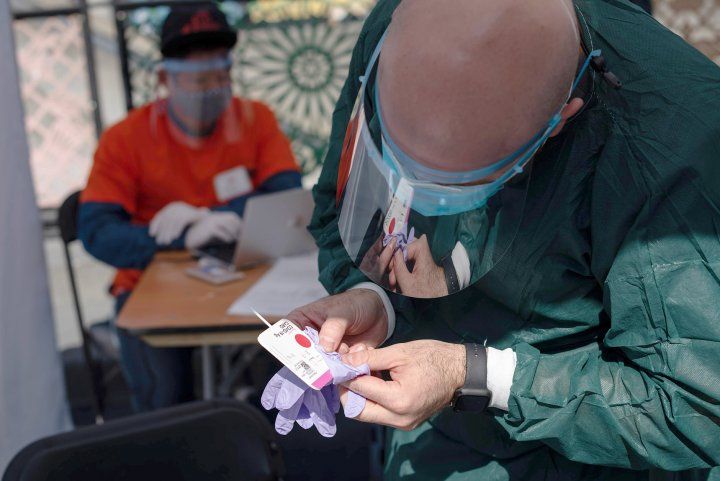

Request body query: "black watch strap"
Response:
[452, 343, 491, 412]
[442, 255, 460, 294]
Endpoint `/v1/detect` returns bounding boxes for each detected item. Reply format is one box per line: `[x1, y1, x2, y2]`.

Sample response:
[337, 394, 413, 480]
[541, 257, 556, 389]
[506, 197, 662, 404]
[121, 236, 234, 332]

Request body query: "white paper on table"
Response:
[227, 251, 328, 317]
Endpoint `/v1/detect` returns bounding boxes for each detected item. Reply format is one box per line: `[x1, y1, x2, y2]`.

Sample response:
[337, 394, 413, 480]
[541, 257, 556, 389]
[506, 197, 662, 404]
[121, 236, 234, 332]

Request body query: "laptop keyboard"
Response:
[196, 242, 237, 265]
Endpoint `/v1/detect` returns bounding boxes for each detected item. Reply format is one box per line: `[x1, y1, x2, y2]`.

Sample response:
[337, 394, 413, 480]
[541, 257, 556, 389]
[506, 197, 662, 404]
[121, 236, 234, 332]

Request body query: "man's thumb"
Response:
[318, 316, 350, 353]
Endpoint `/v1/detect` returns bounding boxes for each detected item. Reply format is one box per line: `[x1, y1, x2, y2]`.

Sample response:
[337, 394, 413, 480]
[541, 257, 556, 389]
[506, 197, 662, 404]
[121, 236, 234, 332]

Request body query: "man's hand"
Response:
[358, 237, 396, 286]
[286, 289, 389, 353]
[149, 201, 209, 245]
[340, 341, 465, 430]
[185, 212, 243, 249]
[389, 235, 448, 298]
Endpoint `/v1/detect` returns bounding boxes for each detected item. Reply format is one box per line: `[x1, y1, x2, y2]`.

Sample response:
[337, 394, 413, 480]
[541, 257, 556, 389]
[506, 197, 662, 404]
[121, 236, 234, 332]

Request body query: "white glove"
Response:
[149, 202, 209, 246]
[185, 212, 243, 250]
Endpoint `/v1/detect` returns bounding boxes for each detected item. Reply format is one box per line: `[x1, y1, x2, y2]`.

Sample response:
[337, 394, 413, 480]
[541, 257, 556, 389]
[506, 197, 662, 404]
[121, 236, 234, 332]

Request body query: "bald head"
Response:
[377, 0, 581, 172]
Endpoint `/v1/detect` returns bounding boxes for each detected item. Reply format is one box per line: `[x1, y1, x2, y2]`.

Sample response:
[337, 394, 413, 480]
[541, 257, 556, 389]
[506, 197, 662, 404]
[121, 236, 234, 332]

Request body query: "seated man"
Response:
[79, 4, 301, 412]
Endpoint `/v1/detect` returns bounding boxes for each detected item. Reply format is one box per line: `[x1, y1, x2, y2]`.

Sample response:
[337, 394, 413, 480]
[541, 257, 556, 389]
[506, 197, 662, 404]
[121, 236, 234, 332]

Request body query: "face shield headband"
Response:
[160, 54, 233, 74]
[368, 31, 601, 189]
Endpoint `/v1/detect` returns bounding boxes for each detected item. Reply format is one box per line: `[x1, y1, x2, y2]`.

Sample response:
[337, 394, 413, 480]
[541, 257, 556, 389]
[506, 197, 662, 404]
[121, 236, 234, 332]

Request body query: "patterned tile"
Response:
[655, 0, 720, 64]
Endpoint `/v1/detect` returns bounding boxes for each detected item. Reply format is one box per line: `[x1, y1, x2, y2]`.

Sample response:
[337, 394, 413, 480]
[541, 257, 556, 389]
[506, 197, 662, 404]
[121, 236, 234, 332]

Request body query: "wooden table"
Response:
[117, 251, 282, 399]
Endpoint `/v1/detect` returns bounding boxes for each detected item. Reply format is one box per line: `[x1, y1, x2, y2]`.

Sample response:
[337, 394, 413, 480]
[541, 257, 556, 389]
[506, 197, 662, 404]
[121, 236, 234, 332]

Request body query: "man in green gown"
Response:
[287, 0, 720, 479]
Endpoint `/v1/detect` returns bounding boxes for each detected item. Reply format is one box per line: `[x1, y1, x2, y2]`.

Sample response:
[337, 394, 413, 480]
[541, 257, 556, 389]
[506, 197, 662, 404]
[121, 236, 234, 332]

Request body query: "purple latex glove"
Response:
[261, 327, 370, 437]
[383, 224, 416, 261]
[304, 327, 368, 418]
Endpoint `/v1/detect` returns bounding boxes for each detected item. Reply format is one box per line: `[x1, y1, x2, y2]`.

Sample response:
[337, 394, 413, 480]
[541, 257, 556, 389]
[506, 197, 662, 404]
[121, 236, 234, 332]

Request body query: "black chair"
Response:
[2, 400, 285, 481]
[57, 191, 129, 424]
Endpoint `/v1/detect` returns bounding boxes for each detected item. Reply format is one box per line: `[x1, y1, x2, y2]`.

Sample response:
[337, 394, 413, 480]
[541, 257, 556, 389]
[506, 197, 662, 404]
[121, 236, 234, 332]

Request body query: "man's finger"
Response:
[406, 240, 420, 260]
[343, 395, 406, 428]
[407, 234, 431, 259]
[371, 235, 385, 255]
[213, 226, 236, 243]
[342, 344, 400, 371]
[388, 265, 397, 291]
[285, 307, 319, 330]
[318, 316, 350, 352]
[343, 374, 400, 407]
[150, 218, 166, 239]
[349, 343, 367, 353]
[149, 217, 159, 237]
[157, 228, 174, 245]
[378, 238, 396, 272]
[166, 223, 186, 244]
[209, 220, 238, 241]
[214, 222, 236, 238]
[392, 250, 413, 288]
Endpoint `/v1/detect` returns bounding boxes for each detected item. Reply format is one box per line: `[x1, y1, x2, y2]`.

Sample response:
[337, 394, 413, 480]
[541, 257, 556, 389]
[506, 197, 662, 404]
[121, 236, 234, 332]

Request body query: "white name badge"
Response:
[258, 319, 332, 390]
[214, 167, 253, 202]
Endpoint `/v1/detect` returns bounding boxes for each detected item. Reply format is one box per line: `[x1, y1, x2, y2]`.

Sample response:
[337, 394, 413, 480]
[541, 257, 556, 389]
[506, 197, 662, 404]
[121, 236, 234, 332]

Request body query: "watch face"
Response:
[453, 394, 490, 413]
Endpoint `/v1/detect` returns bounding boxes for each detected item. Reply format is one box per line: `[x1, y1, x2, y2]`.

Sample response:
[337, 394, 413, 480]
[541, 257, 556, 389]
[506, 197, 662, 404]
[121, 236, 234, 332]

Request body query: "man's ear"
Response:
[549, 97, 584, 137]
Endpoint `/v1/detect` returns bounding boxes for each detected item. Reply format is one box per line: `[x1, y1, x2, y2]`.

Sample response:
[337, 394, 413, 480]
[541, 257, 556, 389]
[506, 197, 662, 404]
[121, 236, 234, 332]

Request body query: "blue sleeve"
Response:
[78, 201, 183, 269]
[212, 170, 302, 217]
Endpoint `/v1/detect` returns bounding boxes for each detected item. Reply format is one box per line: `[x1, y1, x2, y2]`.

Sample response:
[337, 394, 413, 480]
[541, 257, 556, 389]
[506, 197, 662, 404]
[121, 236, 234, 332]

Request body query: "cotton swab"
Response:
[252, 308, 273, 328]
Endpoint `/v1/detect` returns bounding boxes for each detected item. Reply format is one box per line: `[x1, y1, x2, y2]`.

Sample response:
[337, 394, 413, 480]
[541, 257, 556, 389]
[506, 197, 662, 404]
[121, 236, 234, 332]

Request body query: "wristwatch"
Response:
[451, 343, 492, 412]
[442, 255, 460, 295]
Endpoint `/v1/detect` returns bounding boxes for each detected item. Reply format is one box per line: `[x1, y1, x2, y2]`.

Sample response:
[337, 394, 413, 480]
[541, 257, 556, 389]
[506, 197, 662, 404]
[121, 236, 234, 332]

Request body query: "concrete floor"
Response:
[44, 235, 115, 349]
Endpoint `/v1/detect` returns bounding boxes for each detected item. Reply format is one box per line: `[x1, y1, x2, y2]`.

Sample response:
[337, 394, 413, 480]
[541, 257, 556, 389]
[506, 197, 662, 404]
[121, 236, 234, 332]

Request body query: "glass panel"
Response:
[13, 14, 96, 208]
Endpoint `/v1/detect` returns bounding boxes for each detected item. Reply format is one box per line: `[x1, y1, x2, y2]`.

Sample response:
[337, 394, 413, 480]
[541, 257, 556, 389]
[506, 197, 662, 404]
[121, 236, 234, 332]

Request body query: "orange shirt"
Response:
[81, 97, 299, 294]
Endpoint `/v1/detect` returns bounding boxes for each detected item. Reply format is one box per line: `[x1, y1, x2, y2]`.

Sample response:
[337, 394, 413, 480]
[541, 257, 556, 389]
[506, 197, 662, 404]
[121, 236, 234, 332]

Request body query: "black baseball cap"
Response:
[161, 3, 238, 58]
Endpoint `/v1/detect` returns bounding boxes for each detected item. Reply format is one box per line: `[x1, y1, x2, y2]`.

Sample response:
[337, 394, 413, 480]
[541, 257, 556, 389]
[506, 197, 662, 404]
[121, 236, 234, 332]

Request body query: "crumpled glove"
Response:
[149, 201, 209, 246]
[384, 223, 415, 261]
[261, 327, 370, 437]
[185, 212, 243, 250]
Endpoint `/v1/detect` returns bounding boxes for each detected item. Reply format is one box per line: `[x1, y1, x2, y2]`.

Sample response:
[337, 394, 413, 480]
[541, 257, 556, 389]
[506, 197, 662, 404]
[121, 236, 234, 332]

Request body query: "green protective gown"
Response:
[308, 0, 720, 479]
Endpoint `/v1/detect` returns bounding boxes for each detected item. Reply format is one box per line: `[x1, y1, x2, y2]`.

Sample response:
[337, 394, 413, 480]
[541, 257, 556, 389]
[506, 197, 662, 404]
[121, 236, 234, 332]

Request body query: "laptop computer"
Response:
[195, 188, 316, 269]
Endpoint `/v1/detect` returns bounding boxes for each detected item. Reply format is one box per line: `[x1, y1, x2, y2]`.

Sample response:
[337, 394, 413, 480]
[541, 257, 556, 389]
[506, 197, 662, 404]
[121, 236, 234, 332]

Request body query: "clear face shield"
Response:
[335, 31, 601, 299]
[151, 54, 246, 148]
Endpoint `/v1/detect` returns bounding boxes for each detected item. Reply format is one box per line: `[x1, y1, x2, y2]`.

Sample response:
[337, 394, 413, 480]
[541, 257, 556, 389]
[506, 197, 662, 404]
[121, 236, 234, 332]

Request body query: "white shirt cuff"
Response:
[349, 282, 396, 344]
[451, 242, 471, 290]
[486, 347, 517, 411]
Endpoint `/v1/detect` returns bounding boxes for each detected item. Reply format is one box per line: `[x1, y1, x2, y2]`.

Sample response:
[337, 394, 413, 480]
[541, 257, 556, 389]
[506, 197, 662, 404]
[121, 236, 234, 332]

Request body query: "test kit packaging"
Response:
[383, 178, 414, 236]
[257, 319, 332, 390]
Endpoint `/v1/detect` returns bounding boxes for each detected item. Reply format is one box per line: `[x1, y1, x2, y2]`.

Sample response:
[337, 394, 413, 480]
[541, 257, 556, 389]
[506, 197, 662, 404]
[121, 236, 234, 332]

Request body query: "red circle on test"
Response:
[388, 218, 396, 234]
[295, 334, 311, 348]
